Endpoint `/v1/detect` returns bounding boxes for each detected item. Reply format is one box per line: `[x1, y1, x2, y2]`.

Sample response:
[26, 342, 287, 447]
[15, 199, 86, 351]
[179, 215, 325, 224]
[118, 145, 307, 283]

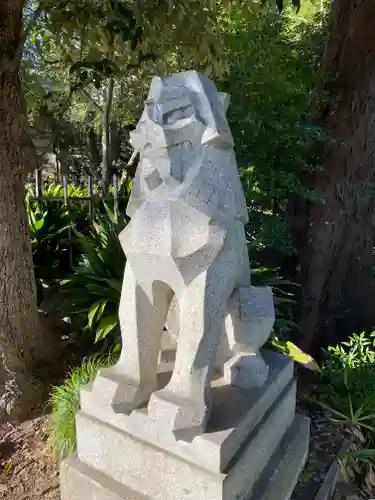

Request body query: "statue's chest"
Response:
[119, 199, 225, 259]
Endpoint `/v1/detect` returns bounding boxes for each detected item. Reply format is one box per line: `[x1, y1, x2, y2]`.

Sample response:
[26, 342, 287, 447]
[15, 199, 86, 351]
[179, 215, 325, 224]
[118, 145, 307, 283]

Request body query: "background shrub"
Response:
[218, 2, 327, 255]
[308, 332, 375, 492]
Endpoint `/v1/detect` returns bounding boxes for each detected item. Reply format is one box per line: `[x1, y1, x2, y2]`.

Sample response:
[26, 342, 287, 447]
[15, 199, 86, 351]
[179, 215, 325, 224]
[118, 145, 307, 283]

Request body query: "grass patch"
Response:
[48, 353, 117, 461]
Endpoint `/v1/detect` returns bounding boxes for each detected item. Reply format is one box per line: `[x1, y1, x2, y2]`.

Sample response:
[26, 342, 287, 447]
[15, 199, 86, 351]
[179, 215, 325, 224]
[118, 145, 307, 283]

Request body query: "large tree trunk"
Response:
[0, 0, 51, 420]
[290, 0, 375, 352]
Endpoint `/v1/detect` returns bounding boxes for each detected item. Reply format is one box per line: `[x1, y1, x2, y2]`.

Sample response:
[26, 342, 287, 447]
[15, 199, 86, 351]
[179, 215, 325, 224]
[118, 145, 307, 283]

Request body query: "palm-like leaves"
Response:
[61, 204, 127, 351]
[26, 194, 73, 290]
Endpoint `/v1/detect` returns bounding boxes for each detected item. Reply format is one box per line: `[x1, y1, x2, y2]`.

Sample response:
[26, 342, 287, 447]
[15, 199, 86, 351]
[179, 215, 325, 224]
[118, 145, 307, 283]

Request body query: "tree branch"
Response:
[79, 88, 104, 115]
[127, 148, 139, 168]
[119, 148, 139, 188]
[60, 48, 104, 115]
[101, 77, 115, 193]
[14, 2, 43, 67]
[40, 56, 65, 65]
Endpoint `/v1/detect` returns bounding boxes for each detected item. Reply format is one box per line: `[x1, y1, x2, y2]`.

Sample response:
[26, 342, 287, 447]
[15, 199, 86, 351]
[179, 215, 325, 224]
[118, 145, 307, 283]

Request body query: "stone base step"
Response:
[248, 414, 310, 500]
[60, 456, 150, 500]
[72, 380, 297, 500]
[61, 415, 309, 500]
[79, 350, 294, 474]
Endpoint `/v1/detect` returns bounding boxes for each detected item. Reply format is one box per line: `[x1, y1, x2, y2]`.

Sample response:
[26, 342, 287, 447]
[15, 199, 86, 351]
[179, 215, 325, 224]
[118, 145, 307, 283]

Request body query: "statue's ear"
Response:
[148, 76, 163, 100]
[218, 92, 230, 112]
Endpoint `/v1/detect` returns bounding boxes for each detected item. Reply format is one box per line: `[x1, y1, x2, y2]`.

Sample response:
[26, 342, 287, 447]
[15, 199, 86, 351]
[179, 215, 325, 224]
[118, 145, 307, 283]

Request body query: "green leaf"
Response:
[342, 449, 375, 458]
[88, 300, 103, 329]
[272, 340, 320, 371]
[304, 397, 349, 421]
[96, 300, 108, 324]
[105, 279, 122, 292]
[32, 217, 45, 231]
[95, 315, 118, 343]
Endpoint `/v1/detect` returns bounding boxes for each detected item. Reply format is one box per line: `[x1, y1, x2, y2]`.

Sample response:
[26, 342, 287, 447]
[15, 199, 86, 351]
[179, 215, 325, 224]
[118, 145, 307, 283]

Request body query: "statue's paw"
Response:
[223, 353, 269, 389]
[147, 388, 208, 442]
[91, 367, 157, 414]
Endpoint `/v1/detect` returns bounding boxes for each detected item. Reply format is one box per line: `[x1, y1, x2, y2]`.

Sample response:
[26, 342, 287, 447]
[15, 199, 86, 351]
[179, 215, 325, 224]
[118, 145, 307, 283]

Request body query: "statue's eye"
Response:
[163, 109, 183, 124]
[163, 104, 194, 125]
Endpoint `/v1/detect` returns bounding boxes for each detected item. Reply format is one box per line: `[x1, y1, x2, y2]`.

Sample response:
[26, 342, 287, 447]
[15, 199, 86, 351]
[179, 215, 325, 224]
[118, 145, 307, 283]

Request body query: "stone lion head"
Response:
[130, 70, 233, 151]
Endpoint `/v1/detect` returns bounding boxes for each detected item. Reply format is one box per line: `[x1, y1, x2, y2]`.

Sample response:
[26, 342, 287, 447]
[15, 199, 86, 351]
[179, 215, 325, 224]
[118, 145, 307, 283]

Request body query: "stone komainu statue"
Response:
[99, 71, 275, 440]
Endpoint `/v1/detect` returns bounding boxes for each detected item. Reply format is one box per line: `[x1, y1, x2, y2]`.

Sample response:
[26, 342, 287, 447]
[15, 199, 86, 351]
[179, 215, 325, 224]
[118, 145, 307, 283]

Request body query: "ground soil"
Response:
[292, 368, 367, 500]
[0, 415, 59, 500]
[0, 310, 80, 500]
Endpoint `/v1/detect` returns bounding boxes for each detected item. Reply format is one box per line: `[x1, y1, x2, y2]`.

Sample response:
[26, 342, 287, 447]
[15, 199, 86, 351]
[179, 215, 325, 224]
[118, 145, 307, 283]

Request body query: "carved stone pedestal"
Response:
[60, 351, 309, 500]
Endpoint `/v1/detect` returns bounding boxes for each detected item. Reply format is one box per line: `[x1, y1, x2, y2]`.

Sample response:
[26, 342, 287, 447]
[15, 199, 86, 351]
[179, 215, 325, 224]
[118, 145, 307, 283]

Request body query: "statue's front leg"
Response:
[98, 265, 170, 413]
[148, 265, 235, 441]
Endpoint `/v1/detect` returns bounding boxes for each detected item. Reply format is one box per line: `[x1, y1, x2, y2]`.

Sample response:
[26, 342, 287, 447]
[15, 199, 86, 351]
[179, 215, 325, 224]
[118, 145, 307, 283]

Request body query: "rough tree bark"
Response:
[0, 0, 52, 420]
[290, 0, 375, 351]
[87, 127, 101, 173]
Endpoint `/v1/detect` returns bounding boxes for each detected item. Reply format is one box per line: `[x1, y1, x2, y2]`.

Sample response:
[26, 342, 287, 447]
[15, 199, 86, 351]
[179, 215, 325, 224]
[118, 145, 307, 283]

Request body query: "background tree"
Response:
[289, 0, 375, 351]
[0, 0, 54, 421]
